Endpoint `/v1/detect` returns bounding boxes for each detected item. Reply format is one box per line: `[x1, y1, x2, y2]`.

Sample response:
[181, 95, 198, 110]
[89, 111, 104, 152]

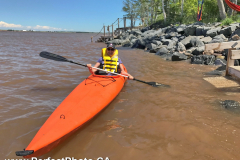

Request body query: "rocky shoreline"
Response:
[107, 22, 240, 67]
[106, 22, 240, 113]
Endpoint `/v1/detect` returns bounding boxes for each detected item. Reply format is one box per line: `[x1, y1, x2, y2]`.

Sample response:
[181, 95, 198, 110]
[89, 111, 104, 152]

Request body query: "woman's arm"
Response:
[120, 63, 134, 80]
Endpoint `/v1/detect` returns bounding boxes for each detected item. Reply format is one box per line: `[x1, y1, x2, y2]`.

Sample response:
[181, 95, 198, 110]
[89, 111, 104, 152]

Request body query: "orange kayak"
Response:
[16, 66, 127, 158]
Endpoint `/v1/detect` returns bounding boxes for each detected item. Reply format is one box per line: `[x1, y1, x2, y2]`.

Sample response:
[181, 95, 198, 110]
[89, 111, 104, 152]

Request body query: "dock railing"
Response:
[91, 17, 143, 42]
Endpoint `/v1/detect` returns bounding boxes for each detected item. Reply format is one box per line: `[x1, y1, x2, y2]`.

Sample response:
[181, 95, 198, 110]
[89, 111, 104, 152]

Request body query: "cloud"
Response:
[0, 21, 22, 28]
[27, 25, 62, 31]
[0, 21, 64, 31]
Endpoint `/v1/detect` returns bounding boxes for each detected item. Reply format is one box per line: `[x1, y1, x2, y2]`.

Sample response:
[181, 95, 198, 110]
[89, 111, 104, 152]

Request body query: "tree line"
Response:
[122, 0, 239, 27]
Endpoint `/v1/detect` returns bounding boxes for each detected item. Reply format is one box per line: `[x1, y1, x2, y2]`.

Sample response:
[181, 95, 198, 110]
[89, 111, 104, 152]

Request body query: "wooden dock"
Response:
[204, 41, 240, 80]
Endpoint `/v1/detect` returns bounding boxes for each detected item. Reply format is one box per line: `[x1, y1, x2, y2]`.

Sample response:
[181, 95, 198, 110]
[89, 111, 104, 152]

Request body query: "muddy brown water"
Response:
[1, 31, 240, 160]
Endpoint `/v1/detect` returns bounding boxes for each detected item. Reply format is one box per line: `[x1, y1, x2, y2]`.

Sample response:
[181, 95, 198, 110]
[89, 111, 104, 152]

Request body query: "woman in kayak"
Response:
[87, 43, 134, 79]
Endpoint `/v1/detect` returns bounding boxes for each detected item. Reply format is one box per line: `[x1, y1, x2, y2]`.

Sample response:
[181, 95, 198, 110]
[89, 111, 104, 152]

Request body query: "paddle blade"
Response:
[40, 51, 69, 62]
[147, 82, 170, 88]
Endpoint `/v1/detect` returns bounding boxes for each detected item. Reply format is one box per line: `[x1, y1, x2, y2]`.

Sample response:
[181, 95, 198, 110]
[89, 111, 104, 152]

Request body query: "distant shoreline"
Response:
[0, 29, 99, 33]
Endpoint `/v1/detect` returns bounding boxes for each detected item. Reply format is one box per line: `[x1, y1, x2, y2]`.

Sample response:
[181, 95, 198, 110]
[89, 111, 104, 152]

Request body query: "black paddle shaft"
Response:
[39, 51, 170, 87]
[40, 51, 87, 67]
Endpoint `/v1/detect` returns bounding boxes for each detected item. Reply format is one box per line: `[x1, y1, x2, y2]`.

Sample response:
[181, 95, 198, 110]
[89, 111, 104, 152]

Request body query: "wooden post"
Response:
[226, 48, 235, 76]
[118, 18, 119, 29]
[91, 36, 93, 42]
[103, 25, 105, 42]
[112, 24, 114, 38]
[124, 17, 126, 30]
[131, 15, 133, 31]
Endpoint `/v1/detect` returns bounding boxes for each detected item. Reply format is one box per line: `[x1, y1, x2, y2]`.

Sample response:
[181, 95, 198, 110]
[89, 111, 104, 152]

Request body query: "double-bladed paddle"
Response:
[39, 51, 170, 87]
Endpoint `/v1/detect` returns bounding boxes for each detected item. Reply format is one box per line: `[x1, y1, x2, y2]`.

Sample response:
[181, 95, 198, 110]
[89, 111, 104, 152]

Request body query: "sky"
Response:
[0, 0, 131, 32]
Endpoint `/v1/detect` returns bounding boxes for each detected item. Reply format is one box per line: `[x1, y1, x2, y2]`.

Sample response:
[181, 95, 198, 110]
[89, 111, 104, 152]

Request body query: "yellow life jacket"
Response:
[101, 48, 119, 73]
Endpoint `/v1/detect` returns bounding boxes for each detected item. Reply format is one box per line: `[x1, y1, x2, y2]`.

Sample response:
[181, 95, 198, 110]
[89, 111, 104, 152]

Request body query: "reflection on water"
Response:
[1, 31, 240, 159]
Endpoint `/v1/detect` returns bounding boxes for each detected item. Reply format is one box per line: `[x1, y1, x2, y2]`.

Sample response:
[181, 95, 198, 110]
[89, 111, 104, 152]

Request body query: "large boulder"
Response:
[219, 25, 237, 37]
[206, 27, 221, 37]
[172, 52, 188, 61]
[184, 25, 197, 36]
[209, 34, 228, 43]
[180, 36, 193, 48]
[155, 47, 169, 56]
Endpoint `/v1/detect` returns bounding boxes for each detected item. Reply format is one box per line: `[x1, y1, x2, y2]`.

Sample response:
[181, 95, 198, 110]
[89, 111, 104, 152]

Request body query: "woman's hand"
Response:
[121, 71, 134, 80]
[87, 64, 97, 73]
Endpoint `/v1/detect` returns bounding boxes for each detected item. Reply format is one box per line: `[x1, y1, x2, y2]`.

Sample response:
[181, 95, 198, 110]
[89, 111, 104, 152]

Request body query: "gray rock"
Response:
[184, 25, 197, 36]
[167, 41, 177, 50]
[131, 30, 143, 36]
[122, 42, 132, 47]
[172, 52, 188, 61]
[178, 36, 186, 41]
[190, 37, 205, 47]
[206, 27, 221, 37]
[130, 39, 138, 44]
[176, 25, 186, 33]
[162, 39, 172, 45]
[177, 42, 186, 51]
[192, 46, 205, 55]
[191, 55, 215, 65]
[121, 39, 131, 46]
[146, 43, 157, 50]
[141, 26, 151, 32]
[155, 47, 169, 55]
[152, 40, 162, 46]
[231, 28, 240, 38]
[201, 36, 212, 44]
[180, 36, 193, 48]
[196, 27, 204, 36]
[155, 29, 163, 37]
[165, 32, 178, 39]
[214, 58, 227, 66]
[171, 37, 179, 42]
[221, 100, 240, 114]
[202, 27, 212, 36]
[219, 26, 237, 37]
[210, 34, 228, 43]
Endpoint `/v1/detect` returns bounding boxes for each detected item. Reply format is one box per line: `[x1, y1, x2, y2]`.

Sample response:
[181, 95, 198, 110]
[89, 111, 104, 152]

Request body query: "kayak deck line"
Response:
[85, 75, 117, 87]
